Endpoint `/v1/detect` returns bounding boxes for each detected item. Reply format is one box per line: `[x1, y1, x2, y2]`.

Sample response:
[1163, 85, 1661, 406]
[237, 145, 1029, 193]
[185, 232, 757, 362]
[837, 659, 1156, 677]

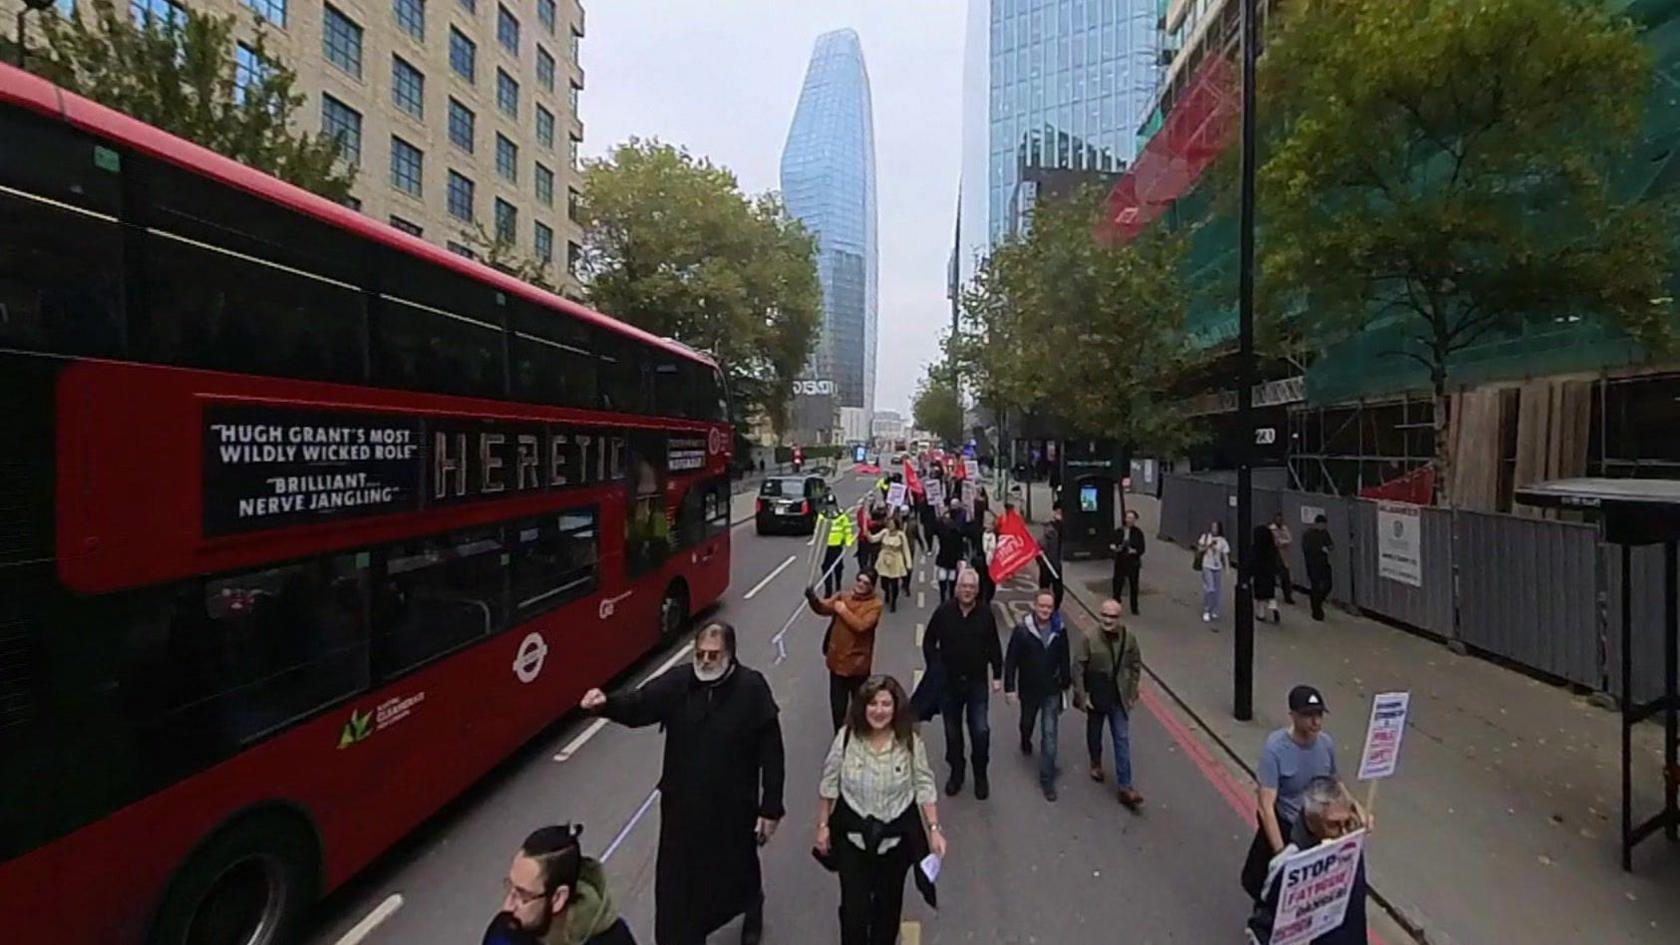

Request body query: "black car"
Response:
[755, 475, 829, 535]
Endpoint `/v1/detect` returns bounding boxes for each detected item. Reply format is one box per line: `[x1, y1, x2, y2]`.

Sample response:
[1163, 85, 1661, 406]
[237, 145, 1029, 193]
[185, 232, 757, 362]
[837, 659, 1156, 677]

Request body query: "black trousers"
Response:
[1276, 561, 1295, 603]
[1112, 558, 1141, 614]
[823, 546, 847, 597]
[830, 672, 867, 730]
[835, 835, 912, 945]
[882, 575, 902, 610]
[1308, 573, 1331, 621]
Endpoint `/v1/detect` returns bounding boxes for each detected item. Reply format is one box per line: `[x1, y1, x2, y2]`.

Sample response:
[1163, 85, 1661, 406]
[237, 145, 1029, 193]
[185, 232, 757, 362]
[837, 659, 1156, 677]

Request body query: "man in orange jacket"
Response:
[806, 569, 884, 730]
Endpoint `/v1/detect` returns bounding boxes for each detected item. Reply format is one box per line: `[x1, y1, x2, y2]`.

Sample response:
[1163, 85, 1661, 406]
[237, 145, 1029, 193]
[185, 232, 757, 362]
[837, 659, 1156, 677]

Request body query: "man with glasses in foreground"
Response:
[1245, 777, 1370, 945]
[581, 622, 786, 945]
[489, 824, 636, 944]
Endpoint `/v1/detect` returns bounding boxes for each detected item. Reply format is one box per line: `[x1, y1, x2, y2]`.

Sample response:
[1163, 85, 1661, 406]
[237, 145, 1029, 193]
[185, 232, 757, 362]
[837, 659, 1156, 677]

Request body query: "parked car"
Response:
[756, 475, 830, 535]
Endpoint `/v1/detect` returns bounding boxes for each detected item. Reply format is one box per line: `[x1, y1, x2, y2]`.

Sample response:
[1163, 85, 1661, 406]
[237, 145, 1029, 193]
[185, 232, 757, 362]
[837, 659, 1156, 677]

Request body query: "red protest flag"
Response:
[903, 459, 925, 496]
[989, 510, 1041, 584]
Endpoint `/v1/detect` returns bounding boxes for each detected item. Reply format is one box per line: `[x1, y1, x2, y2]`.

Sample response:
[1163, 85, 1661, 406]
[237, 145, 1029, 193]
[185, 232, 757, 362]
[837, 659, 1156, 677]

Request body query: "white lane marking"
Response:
[553, 718, 609, 762]
[915, 622, 924, 647]
[901, 920, 921, 945]
[333, 893, 404, 945]
[917, 590, 925, 609]
[602, 787, 661, 863]
[553, 642, 693, 763]
[913, 668, 924, 689]
[744, 555, 798, 600]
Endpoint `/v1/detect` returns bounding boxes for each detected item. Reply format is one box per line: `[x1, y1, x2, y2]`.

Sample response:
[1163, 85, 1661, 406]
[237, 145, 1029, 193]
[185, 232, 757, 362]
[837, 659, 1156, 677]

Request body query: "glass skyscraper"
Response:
[984, 0, 1159, 245]
[780, 29, 879, 419]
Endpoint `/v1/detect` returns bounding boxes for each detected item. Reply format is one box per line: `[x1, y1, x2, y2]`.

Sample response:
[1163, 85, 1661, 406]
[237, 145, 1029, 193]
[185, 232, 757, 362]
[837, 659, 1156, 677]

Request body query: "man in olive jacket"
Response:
[1071, 598, 1144, 808]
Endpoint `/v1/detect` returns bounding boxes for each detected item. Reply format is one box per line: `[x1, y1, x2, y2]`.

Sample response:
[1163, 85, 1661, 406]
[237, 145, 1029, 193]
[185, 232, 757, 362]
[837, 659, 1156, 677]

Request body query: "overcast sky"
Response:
[579, 1, 968, 419]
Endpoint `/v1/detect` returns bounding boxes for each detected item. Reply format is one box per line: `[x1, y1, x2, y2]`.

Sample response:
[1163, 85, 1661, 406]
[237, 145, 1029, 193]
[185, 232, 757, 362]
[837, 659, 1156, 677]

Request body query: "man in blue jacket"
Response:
[1004, 590, 1072, 801]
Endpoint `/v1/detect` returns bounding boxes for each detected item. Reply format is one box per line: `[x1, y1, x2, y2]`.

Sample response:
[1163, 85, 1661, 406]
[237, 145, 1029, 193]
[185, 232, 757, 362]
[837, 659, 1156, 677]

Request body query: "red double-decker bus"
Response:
[0, 63, 733, 945]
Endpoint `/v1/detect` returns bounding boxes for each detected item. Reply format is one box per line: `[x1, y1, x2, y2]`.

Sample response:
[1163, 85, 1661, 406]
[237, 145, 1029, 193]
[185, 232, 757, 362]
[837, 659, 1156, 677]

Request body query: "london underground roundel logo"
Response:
[513, 632, 548, 684]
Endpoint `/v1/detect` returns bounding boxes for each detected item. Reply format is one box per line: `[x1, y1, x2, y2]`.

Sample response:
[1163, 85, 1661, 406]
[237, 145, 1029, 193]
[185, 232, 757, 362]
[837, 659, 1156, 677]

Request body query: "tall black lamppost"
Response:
[1234, 0, 1259, 722]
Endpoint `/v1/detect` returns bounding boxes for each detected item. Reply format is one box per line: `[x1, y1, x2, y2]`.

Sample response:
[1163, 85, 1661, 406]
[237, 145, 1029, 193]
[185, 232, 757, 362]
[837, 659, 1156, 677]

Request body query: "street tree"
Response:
[578, 139, 822, 433]
[33, 0, 353, 201]
[1258, 0, 1672, 503]
[911, 364, 965, 447]
[954, 185, 1201, 456]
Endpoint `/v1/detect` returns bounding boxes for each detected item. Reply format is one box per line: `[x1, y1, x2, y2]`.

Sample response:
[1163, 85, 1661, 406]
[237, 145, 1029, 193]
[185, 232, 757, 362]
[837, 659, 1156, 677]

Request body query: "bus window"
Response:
[705, 477, 731, 538]
[650, 357, 687, 418]
[374, 525, 507, 679]
[510, 300, 597, 409]
[675, 484, 706, 550]
[0, 110, 124, 214]
[0, 192, 127, 359]
[141, 232, 366, 385]
[510, 508, 599, 620]
[624, 431, 670, 576]
[373, 296, 506, 400]
[596, 332, 645, 414]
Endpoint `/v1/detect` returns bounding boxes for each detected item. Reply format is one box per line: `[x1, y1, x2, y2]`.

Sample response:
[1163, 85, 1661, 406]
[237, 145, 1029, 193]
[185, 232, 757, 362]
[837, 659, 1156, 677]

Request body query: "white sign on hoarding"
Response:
[1357, 691, 1410, 782]
[1376, 501, 1423, 587]
[1269, 831, 1367, 945]
[1300, 505, 1325, 525]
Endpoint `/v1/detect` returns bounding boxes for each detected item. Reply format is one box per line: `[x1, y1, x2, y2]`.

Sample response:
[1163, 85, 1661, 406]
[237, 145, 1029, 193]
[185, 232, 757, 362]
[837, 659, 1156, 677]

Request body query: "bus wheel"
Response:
[149, 813, 318, 945]
[659, 582, 689, 643]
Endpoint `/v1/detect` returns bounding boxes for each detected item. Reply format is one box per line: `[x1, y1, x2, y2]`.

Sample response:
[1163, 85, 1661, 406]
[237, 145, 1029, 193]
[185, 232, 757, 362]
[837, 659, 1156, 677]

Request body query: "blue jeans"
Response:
[941, 678, 992, 776]
[1019, 692, 1062, 788]
[1202, 567, 1223, 617]
[1086, 703, 1134, 789]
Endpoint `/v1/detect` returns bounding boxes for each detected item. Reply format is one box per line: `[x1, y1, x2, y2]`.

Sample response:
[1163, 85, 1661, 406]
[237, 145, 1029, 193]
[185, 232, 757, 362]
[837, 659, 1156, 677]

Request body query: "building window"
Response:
[448, 97, 475, 152]
[447, 240, 476, 259]
[457, 0, 473, 12]
[321, 94, 362, 165]
[567, 240, 580, 276]
[570, 26, 581, 63]
[234, 43, 271, 104]
[497, 69, 519, 118]
[569, 134, 580, 170]
[392, 56, 424, 118]
[497, 5, 519, 54]
[390, 216, 424, 237]
[494, 198, 517, 243]
[496, 134, 518, 183]
[535, 105, 554, 148]
[537, 0, 554, 33]
[390, 136, 423, 196]
[450, 28, 476, 82]
[241, 0, 286, 27]
[568, 79, 579, 114]
[393, 0, 423, 40]
[534, 221, 553, 263]
[322, 5, 363, 78]
[447, 170, 475, 221]
[342, 196, 362, 211]
[567, 186, 580, 222]
[536, 45, 555, 92]
[534, 163, 553, 206]
[130, 0, 185, 28]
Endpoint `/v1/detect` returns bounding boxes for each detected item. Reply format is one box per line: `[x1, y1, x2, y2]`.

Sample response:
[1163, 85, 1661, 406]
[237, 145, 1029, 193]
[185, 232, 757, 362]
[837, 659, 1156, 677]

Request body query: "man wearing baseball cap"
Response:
[1240, 685, 1339, 900]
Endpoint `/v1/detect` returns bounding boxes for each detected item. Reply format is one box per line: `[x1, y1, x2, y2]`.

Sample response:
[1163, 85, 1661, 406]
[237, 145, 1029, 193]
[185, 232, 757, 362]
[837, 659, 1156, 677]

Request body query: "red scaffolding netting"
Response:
[1098, 55, 1238, 244]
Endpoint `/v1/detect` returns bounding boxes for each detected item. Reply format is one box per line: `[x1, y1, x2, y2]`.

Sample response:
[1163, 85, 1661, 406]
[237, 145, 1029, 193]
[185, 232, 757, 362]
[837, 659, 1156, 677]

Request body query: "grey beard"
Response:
[694, 659, 731, 683]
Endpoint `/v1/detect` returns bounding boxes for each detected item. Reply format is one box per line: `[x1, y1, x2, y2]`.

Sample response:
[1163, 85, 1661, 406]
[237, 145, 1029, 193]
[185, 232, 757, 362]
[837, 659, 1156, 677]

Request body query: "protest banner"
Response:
[1269, 830, 1366, 945]
[886, 482, 908, 509]
[926, 479, 946, 511]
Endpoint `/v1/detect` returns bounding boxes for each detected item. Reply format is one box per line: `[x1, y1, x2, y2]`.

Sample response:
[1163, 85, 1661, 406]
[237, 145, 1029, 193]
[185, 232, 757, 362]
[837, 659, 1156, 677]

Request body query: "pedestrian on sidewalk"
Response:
[922, 567, 1004, 799]
[490, 824, 637, 945]
[1110, 509, 1147, 616]
[873, 513, 911, 614]
[1245, 777, 1368, 945]
[821, 498, 857, 598]
[1240, 685, 1336, 902]
[933, 508, 967, 604]
[1038, 503, 1065, 611]
[579, 623, 785, 945]
[1268, 513, 1295, 605]
[1196, 521, 1230, 624]
[807, 571, 885, 731]
[1251, 525, 1282, 624]
[1072, 598, 1144, 809]
[1004, 590, 1072, 801]
[815, 676, 947, 945]
[1303, 514, 1335, 621]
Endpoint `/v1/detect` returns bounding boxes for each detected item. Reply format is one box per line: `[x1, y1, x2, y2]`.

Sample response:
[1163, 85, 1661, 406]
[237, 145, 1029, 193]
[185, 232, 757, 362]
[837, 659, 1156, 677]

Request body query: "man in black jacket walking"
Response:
[1110, 509, 1147, 616]
[922, 567, 1004, 799]
[1004, 590, 1072, 801]
[1302, 515, 1335, 621]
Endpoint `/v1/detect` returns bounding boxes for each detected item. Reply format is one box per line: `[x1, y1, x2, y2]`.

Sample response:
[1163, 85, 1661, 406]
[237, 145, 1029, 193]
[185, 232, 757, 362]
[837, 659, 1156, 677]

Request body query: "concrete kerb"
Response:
[1062, 575, 1433, 944]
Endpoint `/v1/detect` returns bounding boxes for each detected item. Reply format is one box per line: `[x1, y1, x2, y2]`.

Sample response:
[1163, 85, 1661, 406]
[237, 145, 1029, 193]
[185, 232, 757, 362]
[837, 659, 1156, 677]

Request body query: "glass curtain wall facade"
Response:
[780, 29, 880, 419]
[987, 0, 1159, 245]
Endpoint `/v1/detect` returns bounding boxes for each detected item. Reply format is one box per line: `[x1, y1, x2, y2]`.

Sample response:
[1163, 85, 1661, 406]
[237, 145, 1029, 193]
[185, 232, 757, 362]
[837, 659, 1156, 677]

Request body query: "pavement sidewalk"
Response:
[1026, 483, 1680, 945]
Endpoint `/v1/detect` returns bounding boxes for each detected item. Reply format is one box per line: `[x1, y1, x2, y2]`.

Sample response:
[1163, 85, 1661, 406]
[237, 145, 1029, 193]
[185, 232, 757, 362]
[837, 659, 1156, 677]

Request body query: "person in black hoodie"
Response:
[932, 508, 968, 603]
[1003, 590, 1072, 801]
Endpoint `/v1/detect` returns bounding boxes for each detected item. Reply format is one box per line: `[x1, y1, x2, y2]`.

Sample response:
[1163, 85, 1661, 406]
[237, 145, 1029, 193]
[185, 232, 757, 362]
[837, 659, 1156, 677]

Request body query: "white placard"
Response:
[963, 458, 981, 480]
[1269, 830, 1367, 945]
[1376, 501, 1422, 587]
[926, 479, 945, 510]
[1357, 691, 1410, 782]
[961, 480, 976, 515]
[886, 482, 908, 509]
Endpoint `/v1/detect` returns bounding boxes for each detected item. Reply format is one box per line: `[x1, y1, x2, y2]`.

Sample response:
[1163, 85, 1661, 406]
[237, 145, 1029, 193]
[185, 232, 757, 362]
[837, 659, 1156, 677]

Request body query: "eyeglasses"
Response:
[694, 649, 727, 663]
[1099, 612, 1122, 621]
[502, 878, 547, 906]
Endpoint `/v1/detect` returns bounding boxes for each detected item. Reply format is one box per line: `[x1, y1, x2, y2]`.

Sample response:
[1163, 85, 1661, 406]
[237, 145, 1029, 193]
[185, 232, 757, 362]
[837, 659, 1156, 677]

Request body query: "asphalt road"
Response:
[305, 474, 1267, 945]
